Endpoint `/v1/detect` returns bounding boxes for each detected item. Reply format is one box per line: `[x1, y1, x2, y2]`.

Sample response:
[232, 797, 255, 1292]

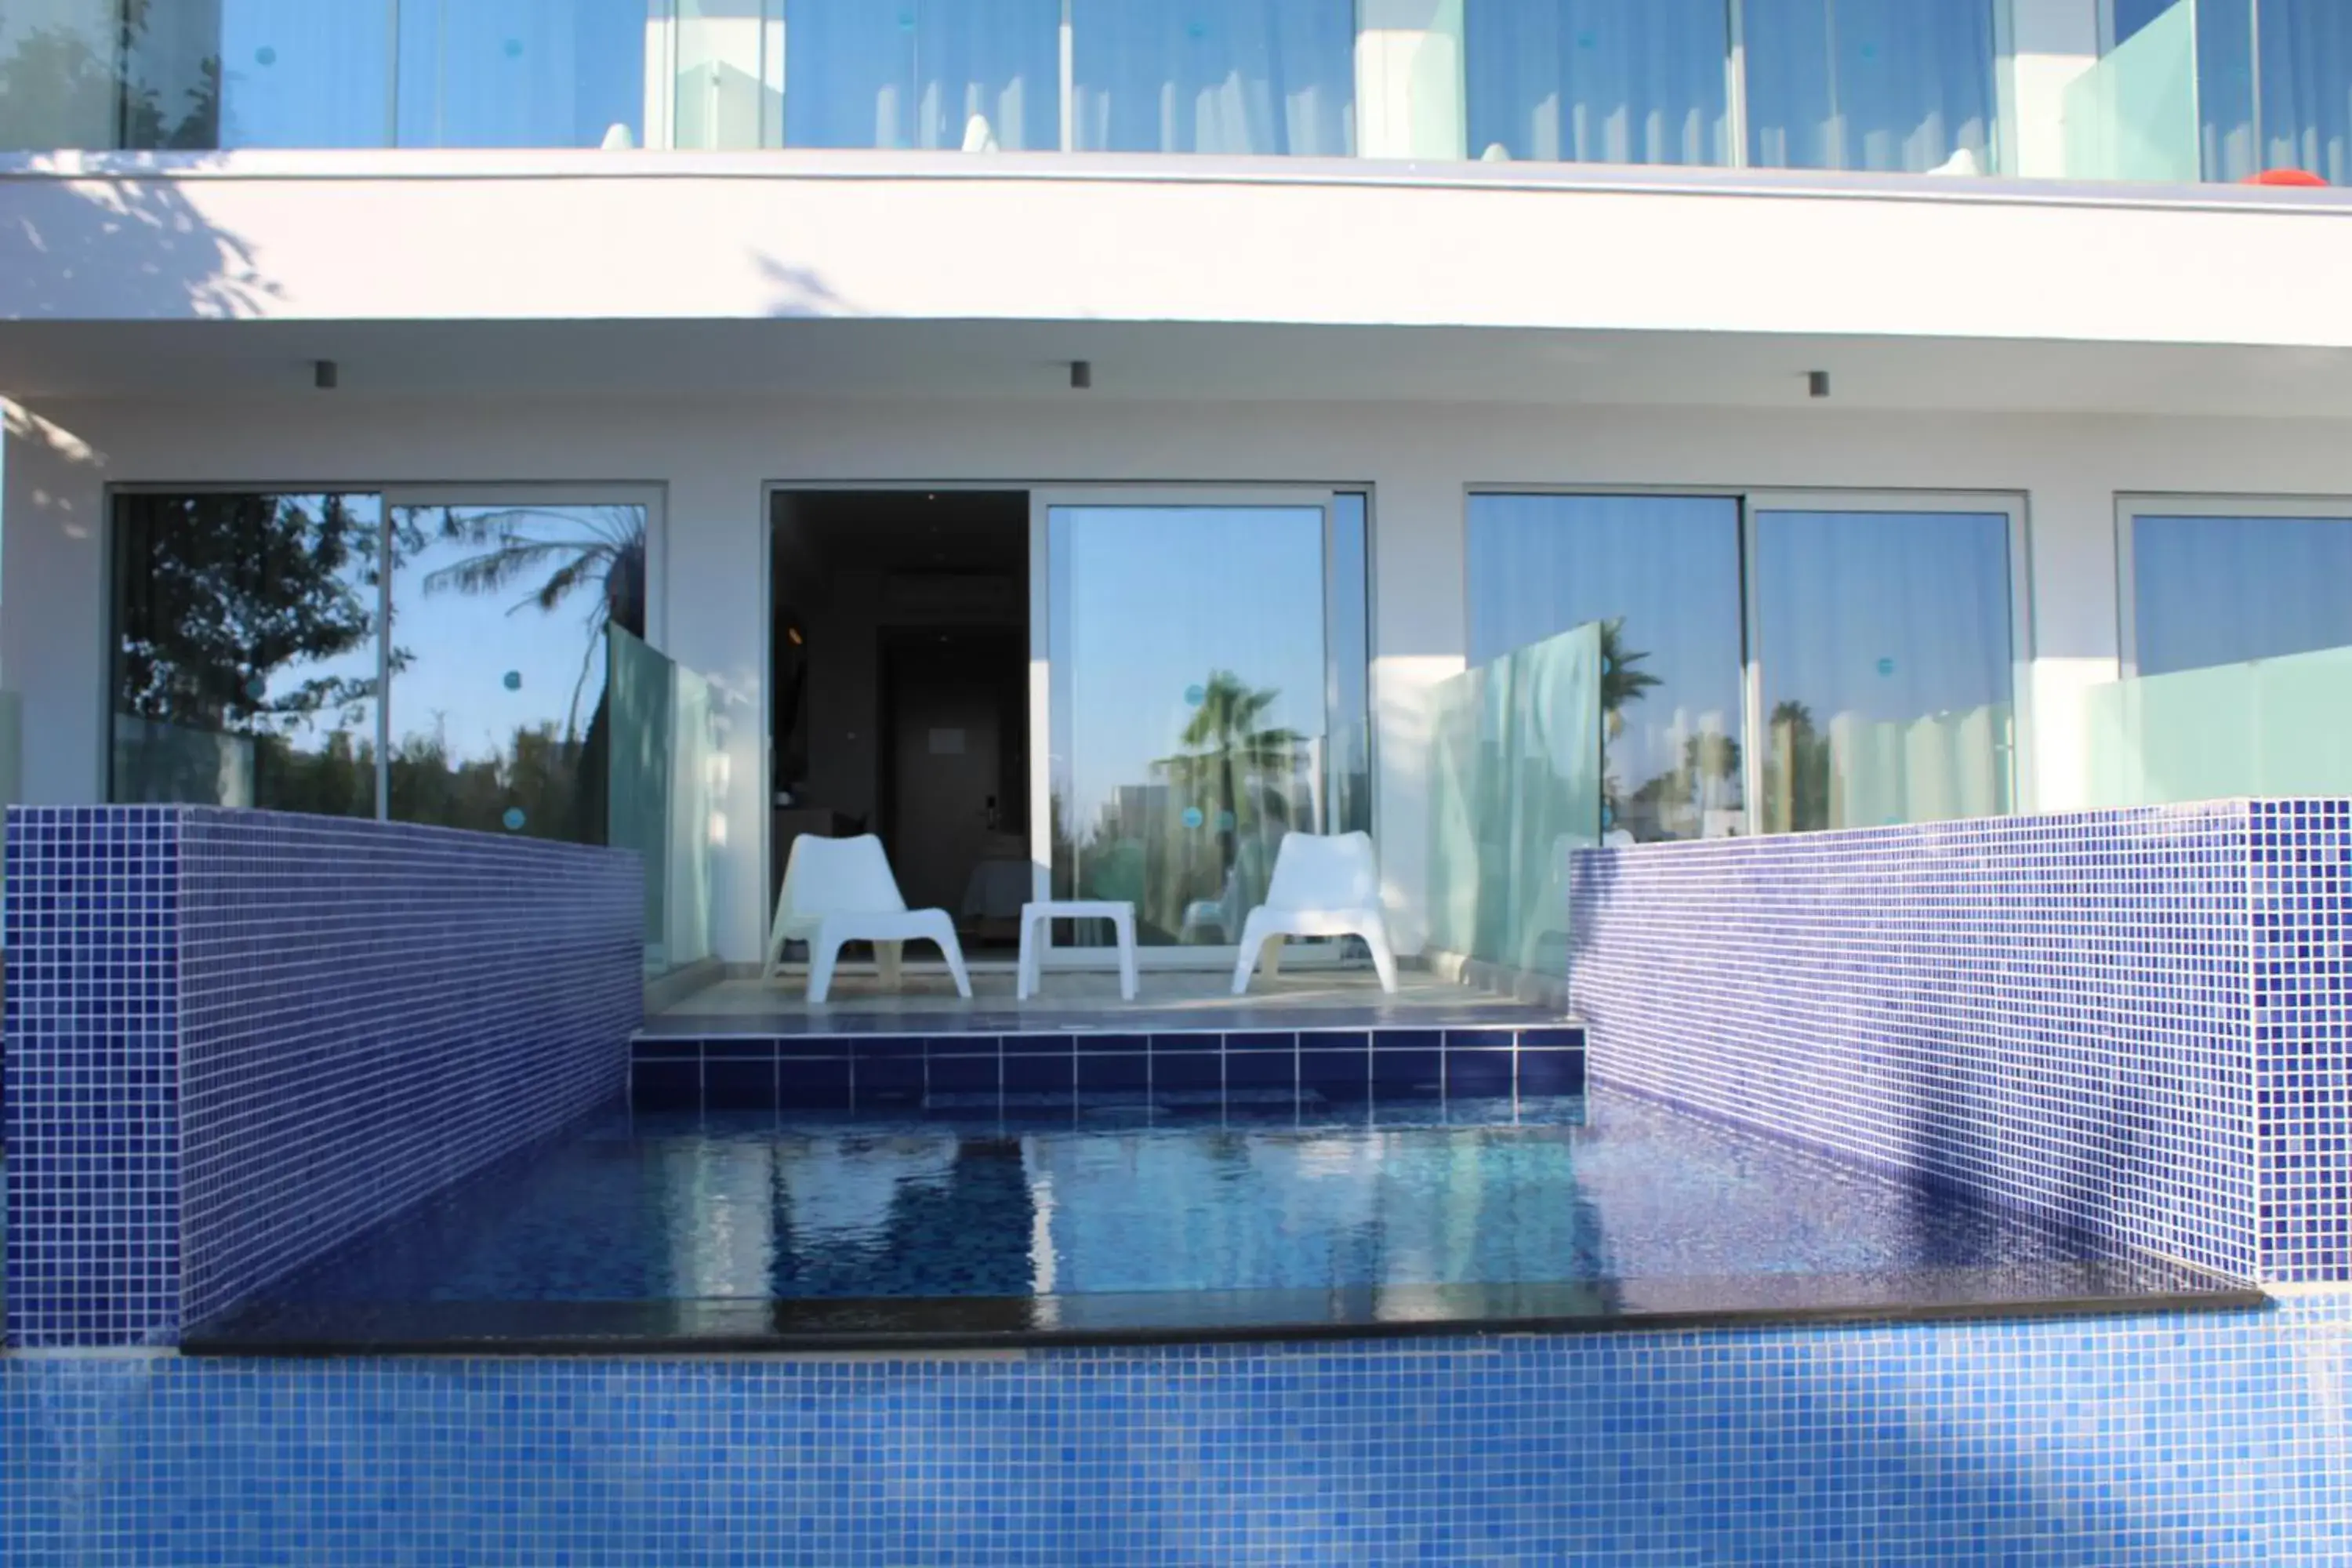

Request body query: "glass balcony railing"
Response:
[2065, 0, 2201, 183]
[606, 626, 721, 979]
[2, 0, 2006, 176]
[2083, 643, 2352, 808]
[2070, 0, 2352, 185]
[7, 2, 2335, 186]
[1423, 622, 1602, 980]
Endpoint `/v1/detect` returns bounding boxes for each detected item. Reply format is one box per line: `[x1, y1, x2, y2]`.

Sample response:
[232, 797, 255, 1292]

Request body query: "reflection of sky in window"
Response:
[1052, 506, 1328, 827]
[387, 509, 627, 765]
[1468, 495, 1744, 791]
[260, 503, 630, 764]
[1753, 510, 2013, 728]
[2133, 514, 2352, 677]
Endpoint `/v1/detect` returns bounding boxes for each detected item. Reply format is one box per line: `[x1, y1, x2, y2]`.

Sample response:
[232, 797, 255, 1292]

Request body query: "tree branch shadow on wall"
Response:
[0, 154, 277, 325]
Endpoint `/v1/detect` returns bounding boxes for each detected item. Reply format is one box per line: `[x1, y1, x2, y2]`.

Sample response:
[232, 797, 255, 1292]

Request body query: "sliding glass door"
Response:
[1036, 491, 1370, 960]
[1464, 490, 2027, 839]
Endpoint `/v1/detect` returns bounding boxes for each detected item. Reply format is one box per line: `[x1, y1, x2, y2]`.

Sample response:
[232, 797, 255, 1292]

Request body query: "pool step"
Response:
[630, 1023, 1585, 1115]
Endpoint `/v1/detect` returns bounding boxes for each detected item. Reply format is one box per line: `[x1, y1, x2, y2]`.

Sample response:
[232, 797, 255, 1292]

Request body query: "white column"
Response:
[2024, 476, 2122, 812]
[662, 464, 770, 965]
[1369, 467, 1468, 955]
[2009, 0, 2103, 177]
[1356, 0, 1466, 162]
[1, 400, 108, 806]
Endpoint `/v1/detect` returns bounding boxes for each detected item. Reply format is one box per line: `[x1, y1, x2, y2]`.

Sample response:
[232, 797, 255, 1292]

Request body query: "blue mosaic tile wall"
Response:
[2, 810, 182, 1348]
[2, 1290, 2347, 1564]
[2250, 802, 2352, 1282]
[1568, 802, 2352, 1283]
[631, 1025, 1586, 1113]
[4, 807, 643, 1348]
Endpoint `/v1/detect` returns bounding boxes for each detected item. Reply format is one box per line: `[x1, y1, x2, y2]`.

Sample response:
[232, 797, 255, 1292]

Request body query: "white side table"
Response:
[1017, 900, 1139, 1001]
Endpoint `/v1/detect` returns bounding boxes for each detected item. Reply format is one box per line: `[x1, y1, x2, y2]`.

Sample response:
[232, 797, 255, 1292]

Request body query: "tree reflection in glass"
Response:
[389, 504, 648, 842]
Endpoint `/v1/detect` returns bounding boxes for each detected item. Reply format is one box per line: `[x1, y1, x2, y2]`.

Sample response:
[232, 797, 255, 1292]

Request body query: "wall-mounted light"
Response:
[1807, 370, 1831, 399]
[314, 359, 339, 391]
[1070, 360, 1093, 390]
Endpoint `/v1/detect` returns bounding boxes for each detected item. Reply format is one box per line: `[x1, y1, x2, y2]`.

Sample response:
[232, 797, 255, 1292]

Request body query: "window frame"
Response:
[102, 480, 667, 818]
[2114, 492, 2352, 680]
[1462, 484, 2034, 835]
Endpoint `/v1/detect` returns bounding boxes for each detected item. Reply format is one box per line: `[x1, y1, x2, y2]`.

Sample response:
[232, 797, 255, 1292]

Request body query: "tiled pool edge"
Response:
[630, 1024, 1586, 1113]
[1569, 799, 2350, 1285]
[3, 807, 643, 1348]
[7, 1290, 2347, 1564]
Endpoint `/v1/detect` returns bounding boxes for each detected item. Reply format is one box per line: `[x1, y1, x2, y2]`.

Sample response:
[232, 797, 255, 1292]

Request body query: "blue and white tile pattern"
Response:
[1570, 800, 2352, 1283]
[5, 807, 643, 1347]
[3, 1290, 2348, 1564]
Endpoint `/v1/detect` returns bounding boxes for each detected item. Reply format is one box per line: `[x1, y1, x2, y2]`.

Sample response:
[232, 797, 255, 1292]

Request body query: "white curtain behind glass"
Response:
[396, 0, 645, 148]
[784, 0, 1060, 150]
[1466, 495, 1744, 843]
[218, 1, 391, 147]
[2253, 0, 2352, 183]
[1465, 0, 1730, 165]
[1743, 0, 1998, 172]
[1752, 510, 2013, 832]
[1072, 0, 1356, 155]
[2132, 515, 2352, 677]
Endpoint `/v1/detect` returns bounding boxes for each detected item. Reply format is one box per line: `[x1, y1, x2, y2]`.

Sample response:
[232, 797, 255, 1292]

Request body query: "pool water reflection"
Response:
[193, 1091, 2254, 1352]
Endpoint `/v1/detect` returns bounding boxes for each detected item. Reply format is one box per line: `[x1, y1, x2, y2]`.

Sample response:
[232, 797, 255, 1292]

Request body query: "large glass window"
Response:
[1466, 493, 2018, 839]
[2131, 510, 2352, 677]
[111, 491, 652, 840]
[385, 504, 648, 840]
[782, 0, 1061, 151]
[394, 0, 648, 151]
[1751, 507, 2016, 833]
[111, 492, 383, 815]
[1070, 0, 1356, 156]
[3, 1, 649, 151]
[2212, 1, 2352, 184]
[1744, 0, 2000, 172]
[1047, 496, 1368, 946]
[1465, 0, 1731, 166]
[1466, 495, 1745, 843]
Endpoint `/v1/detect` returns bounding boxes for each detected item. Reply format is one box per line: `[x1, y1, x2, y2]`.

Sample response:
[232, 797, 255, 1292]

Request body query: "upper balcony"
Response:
[0, 0, 2331, 187]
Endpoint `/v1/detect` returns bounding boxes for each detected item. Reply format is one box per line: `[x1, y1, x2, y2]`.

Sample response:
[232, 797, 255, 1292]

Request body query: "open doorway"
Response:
[770, 491, 1030, 956]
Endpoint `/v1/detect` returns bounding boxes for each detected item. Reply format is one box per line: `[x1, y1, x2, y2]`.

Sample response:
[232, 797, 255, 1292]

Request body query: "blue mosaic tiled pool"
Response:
[188, 1088, 2249, 1352]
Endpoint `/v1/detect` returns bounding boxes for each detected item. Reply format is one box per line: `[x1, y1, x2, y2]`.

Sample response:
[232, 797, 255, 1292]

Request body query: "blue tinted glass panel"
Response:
[1072, 0, 1355, 155]
[1467, 495, 1745, 843]
[1744, 0, 1998, 172]
[1048, 504, 1331, 942]
[2132, 514, 2352, 677]
[2249, 0, 2352, 183]
[785, 0, 1061, 151]
[396, 0, 647, 149]
[2111, 0, 2176, 44]
[1466, 0, 1730, 165]
[1751, 510, 2013, 833]
[217, 2, 393, 147]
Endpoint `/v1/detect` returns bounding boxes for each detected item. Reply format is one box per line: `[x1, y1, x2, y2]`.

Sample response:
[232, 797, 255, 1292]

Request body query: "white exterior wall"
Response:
[13, 390, 2352, 964]
[2, 154, 2351, 348]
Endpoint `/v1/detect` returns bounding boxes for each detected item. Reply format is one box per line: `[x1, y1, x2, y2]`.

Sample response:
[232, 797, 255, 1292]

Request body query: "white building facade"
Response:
[5, 0, 2351, 973]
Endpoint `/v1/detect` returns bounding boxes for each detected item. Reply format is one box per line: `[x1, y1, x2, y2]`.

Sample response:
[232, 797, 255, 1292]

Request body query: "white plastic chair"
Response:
[1229, 831, 1399, 996]
[761, 834, 973, 1004]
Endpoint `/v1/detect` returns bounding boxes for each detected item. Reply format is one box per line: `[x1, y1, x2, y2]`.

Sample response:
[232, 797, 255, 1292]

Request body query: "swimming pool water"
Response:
[194, 1090, 2247, 1350]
